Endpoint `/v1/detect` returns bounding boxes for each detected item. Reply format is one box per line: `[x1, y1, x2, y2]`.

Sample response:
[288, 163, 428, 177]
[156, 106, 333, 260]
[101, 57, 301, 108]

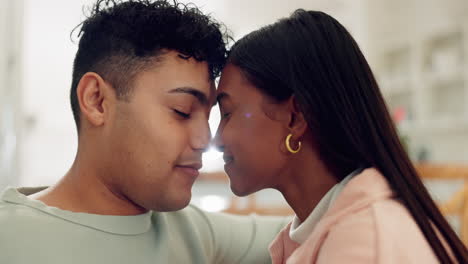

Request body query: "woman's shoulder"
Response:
[313, 198, 439, 263]
[328, 197, 421, 241]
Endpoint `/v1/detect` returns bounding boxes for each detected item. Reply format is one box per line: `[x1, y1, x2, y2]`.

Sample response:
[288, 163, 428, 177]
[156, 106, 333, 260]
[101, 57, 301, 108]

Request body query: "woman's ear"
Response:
[76, 72, 114, 127]
[287, 96, 307, 140]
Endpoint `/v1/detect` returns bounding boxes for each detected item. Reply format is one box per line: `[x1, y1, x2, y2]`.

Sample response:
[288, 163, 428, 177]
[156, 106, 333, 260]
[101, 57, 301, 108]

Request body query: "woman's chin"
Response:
[229, 181, 258, 197]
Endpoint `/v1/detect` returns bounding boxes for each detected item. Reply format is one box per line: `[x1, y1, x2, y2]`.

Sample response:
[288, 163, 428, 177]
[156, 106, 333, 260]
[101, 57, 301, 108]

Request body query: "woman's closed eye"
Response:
[221, 112, 231, 119]
[174, 109, 191, 119]
[219, 108, 232, 119]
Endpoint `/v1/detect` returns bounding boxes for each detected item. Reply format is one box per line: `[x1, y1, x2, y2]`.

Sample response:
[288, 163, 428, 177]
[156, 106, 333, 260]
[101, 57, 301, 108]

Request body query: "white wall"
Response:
[202, 0, 368, 55]
[19, 0, 95, 186]
[366, 0, 468, 163]
[0, 0, 23, 189]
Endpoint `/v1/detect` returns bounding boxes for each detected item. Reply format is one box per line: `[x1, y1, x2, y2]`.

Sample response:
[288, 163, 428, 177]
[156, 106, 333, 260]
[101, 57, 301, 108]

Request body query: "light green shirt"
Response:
[0, 187, 289, 264]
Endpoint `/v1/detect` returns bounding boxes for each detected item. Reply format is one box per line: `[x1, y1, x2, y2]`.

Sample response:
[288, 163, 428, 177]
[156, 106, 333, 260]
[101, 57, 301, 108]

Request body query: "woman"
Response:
[214, 10, 467, 263]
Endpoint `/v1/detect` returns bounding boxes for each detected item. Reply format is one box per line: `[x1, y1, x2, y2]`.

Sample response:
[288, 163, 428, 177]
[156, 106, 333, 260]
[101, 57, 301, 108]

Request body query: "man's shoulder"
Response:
[0, 200, 49, 224]
[0, 189, 61, 237]
[0, 202, 46, 245]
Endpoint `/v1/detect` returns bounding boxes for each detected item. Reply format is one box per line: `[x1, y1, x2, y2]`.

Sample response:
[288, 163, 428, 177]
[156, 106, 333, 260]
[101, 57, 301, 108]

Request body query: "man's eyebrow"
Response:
[169, 87, 209, 106]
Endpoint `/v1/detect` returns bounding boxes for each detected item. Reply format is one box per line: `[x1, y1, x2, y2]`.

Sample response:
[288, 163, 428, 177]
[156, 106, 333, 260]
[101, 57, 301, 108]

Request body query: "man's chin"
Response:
[149, 193, 192, 212]
[175, 195, 192, 211]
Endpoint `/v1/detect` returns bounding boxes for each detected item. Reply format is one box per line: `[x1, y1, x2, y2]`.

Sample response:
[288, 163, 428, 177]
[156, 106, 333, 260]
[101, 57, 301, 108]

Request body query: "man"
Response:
[0, 1, 287, 263]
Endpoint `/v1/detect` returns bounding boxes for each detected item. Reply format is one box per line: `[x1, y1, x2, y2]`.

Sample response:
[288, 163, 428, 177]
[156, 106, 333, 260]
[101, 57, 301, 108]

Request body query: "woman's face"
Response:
[214, 64, 290, 196]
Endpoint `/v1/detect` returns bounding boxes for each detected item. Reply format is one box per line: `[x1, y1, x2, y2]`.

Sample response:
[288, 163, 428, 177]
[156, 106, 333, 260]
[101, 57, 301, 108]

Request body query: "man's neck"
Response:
[31, 160, 147, 216]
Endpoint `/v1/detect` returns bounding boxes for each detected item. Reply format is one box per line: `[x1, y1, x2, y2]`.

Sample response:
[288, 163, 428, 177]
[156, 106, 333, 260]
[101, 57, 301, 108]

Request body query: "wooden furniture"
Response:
[416, 163, 468, 245]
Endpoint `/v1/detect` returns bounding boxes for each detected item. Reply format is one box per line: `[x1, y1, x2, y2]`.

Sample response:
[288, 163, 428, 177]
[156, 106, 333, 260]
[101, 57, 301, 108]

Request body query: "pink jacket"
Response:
[269, 168, 450, 264]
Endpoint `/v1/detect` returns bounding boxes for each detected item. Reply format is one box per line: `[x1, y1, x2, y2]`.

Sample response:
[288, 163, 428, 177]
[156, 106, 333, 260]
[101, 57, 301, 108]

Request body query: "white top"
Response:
[289, 168, 362, 244]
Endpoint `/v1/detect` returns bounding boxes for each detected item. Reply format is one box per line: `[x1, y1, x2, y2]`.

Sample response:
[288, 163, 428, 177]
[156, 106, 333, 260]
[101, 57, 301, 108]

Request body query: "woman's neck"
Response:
[277, 148, 338, 222]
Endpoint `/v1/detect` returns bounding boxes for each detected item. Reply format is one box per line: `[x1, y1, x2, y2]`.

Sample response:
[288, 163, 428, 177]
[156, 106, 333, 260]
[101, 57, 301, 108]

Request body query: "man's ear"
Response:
[287, 96, 307, 140]
[76, 72, 114, 127]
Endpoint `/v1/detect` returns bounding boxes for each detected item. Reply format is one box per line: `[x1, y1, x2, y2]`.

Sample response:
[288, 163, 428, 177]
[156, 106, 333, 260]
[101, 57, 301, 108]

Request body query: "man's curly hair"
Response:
[70, 0, 230, 129]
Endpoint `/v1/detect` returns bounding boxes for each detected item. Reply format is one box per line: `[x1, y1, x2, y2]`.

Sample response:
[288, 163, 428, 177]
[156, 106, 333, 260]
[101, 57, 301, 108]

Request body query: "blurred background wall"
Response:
[0, 0, 23, 188]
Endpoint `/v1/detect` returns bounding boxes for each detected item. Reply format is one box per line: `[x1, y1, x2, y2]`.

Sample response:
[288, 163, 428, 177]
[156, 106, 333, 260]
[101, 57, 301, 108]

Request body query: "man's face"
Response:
[104, 51, 214, 212]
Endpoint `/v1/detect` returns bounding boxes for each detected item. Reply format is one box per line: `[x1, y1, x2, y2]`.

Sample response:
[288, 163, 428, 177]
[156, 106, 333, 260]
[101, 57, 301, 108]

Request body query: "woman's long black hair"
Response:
[228, 10, 467, 263]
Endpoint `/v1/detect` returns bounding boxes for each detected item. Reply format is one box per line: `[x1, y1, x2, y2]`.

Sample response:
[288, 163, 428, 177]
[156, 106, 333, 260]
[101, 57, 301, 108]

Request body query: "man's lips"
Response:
[175, 163, 202, 178]
[176, 163, 202, 170]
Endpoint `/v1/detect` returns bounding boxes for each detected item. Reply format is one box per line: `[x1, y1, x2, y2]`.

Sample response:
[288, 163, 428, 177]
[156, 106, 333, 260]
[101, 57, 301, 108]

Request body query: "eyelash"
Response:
[220, 109, 231, 119]
[222, 113, 231, 119]
[174, 109, 191, 119]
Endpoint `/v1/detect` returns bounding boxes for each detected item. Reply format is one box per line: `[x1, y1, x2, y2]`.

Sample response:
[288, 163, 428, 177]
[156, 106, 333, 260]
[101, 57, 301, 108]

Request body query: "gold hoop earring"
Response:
[285, 134, 301, 154]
